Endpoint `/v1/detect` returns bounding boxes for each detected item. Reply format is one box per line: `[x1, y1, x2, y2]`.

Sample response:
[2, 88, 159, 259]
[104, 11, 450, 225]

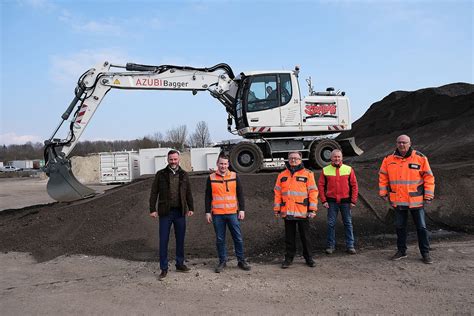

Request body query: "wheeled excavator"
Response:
[44, 61, 362, 202]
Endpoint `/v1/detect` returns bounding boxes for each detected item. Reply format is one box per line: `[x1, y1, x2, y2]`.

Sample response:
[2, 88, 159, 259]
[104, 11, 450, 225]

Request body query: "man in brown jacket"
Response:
[149, 150, 194, 280]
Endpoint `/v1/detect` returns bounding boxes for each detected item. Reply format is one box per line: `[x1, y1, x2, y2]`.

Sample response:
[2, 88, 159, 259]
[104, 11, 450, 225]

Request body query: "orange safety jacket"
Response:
[209, 171, 238, 214]
[274, 165, 319, 219]
[379, 148, 435, 209]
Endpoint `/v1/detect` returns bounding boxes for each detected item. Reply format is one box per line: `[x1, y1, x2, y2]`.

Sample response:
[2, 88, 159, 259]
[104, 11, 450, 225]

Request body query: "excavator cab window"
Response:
[246, 75, 279, 112]
[280, 74, 292, 105]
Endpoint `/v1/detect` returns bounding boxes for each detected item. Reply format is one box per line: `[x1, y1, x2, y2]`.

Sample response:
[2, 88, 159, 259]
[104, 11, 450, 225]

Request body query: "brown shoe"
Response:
[176, 264, 191, 272]
[238, 261, 251, 271]
[347, 248, 357, 255]
[422, 253, 433, 264]
[158, 270, 167, 280]
[391, 251, 407, 261]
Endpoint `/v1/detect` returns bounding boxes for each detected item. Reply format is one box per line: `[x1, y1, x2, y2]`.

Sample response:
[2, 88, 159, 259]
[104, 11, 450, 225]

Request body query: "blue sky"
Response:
[1, 0, 472, 145]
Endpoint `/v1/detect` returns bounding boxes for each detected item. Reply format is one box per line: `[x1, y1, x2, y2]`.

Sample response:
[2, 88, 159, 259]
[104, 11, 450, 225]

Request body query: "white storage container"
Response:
[139, 148, 172, 175]
[190, 148, 221, 171]
[99, 151, 140, 184]
[10, 160, 34, 169]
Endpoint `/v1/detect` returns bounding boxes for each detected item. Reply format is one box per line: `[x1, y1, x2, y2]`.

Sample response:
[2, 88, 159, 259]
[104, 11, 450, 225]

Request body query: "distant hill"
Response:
[339, 82, 474, 163]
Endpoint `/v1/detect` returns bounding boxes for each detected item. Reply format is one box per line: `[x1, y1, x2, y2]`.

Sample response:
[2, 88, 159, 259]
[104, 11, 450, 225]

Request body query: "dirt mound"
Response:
[71, 155, 100, 183]
[1, 169, 472, 263]
[339, 82, 474, 163]
[0, 174, 285, 262]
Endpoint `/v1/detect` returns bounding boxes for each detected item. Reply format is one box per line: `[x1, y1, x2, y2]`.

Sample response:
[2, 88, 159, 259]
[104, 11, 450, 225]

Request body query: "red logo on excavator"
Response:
[305, 103, 337, 118]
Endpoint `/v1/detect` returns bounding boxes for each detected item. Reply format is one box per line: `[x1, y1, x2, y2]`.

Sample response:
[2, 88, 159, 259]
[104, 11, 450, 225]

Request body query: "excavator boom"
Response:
[43, 61, 238, 201]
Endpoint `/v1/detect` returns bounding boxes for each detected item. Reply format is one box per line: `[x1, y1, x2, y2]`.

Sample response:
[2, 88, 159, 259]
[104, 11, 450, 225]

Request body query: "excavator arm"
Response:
[44, 61, 238, 201]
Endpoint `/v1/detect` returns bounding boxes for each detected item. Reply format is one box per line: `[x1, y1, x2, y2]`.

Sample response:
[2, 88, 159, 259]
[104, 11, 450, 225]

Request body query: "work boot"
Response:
[325, 248, 335, 255]
[305, 258, 316, 267]
[176, 264, 191, 272]
[422, 253, 433, 264]
[391, 251, 407, 261]
[238, 260, 251, 271]
[347, 248, 357, 255]
[215, 262, 226, 273]
[158, 270, 167, 281]
[281, 259, 293, 269]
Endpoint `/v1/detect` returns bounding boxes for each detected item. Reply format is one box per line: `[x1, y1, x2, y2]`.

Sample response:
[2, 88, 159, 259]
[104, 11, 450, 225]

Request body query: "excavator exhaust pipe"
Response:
[43, 149, 96, 202]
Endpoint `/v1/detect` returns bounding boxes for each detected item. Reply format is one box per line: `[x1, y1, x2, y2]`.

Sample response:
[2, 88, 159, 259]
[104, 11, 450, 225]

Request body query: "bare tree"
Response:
[189, 121, 211, 148]
[166, 125, 188, 150]
[151, 132, 164, 143]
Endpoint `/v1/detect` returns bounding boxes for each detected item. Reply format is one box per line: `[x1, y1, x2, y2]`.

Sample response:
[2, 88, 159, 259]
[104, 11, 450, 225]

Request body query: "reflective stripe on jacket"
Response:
[210, 171, 238, 214]
[379, 148, 435, 209]
[274, 166, 318, 219]
[318, 164, 358, 204]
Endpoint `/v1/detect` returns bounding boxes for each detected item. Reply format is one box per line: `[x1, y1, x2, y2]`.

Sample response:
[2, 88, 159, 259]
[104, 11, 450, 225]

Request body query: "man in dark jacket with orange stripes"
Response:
[318, 149, 358, 255]
[379, 135, 435, 264]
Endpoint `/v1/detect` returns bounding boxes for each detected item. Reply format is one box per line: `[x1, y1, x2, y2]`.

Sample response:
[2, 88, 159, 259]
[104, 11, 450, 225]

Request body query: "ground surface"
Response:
[1, 239, 473, 315]
[0, 177, 119, 211]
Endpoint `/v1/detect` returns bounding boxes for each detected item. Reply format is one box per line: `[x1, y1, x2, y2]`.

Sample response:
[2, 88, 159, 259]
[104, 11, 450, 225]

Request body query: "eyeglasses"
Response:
[397, 141, 409, 144]
[289, 157, 301, 161]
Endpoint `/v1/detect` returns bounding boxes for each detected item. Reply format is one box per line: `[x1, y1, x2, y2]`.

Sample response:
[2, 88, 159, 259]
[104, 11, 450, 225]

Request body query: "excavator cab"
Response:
[234, 71, 300, 137]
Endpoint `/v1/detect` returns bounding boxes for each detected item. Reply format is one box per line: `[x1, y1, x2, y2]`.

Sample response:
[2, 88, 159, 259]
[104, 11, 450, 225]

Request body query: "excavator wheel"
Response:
[229, 142, 263, 173]
[309, 139, 341, 169]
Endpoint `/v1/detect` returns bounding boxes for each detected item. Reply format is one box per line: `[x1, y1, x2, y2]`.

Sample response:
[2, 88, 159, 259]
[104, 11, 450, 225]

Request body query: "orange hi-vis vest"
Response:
[274, 167, 319, 218]
[379, 149, 435, 209]
[210, 171, 238, 215]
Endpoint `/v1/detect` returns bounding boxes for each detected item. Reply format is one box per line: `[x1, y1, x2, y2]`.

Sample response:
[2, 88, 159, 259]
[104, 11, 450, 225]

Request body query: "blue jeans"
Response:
[159, 208, 186, 271]
[395, 207, 430, 255]
[212, 213, 245, 263]
[326, 202, 355, 249]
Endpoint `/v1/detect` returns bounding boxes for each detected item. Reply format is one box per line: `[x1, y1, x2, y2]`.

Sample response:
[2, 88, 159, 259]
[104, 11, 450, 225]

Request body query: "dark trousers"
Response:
[159, 208, 186, 271]
[395, 207, 430, 255]
[284, 219, 312, 261]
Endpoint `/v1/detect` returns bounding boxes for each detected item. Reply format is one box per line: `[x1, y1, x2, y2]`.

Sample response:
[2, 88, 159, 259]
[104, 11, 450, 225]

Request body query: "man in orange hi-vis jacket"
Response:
[274, 151, 319, 269]
[379, 135, 435, 264]
[205, 153, 251, 273]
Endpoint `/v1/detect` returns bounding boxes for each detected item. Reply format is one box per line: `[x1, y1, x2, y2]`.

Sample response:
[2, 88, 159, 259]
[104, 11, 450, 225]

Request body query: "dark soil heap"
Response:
[339, 82, 474, 163]
[1, 83, 473, 263]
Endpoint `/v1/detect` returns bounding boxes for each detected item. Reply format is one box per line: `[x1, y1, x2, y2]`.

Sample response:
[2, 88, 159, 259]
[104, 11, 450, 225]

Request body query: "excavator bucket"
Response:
[45, 157, 96, 202]
[336, 137, 364, 157]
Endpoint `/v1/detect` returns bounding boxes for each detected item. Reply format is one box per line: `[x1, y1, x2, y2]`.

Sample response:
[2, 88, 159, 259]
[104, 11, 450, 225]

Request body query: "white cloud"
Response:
[0, 132, 42, 145]
[17, 0, 57, 11]
[146, 17, 162, 30]
[58, 9, 130, 37]
[71, 18, 126, 37]
[49, 49, 130, 86]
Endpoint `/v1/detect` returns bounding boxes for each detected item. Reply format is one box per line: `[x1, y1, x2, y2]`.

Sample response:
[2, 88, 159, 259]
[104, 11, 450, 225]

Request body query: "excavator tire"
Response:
[309, 139, 341, 169]
[230, 142, 263, 173]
